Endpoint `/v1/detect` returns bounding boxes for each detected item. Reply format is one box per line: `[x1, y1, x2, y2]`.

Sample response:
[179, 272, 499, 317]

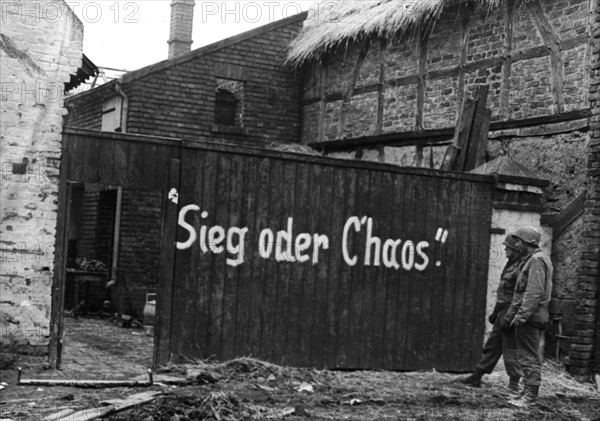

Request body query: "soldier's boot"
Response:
[507, 376, 521, 396]
[460, 369, 484, 387]
[508, 385, 538, 407]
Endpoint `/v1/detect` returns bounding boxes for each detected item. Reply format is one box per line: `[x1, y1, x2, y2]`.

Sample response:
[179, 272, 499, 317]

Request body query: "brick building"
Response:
[63, 5, 307, 318]
[0, 0, 85, 349]
[287, 0, 599, 381]
[62, 0, 599, 380]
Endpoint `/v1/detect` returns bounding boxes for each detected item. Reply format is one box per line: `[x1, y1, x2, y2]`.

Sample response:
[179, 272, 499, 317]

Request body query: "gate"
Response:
[157, 142, 494, 371]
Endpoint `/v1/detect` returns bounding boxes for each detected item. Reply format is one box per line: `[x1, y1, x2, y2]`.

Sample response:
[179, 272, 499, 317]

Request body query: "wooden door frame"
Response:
[48, 181, 124, 368]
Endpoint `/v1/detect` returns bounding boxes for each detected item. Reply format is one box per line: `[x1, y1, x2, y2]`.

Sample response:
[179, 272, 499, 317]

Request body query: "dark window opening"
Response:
[214, 78, 244, 126]
[215, 88, 239, 125]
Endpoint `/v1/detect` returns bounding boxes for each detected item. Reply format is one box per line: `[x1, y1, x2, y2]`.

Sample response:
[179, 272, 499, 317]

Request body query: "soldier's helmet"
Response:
[511, 226, 541, 247]
[502, 232, 519, 250]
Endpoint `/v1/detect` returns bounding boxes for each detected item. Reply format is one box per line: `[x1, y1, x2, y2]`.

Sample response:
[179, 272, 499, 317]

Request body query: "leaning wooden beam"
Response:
[441, 96, 475, 171]
[464, 85, 490, 171]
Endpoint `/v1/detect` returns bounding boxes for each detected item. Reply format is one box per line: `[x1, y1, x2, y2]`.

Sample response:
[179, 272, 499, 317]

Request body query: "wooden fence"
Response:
[54, 129, 495, 371]
[158, 141, 495, 371]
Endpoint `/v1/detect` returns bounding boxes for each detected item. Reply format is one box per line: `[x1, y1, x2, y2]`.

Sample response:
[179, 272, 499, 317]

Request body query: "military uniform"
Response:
[474, 258, 522, 379]
[504, 247, 553, 402]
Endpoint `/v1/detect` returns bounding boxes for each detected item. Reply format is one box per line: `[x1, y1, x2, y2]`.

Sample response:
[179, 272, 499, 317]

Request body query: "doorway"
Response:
[58, 182, 157, 377]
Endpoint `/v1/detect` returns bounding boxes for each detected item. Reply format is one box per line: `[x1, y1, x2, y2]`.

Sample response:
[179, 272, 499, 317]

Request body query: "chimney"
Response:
[168, 0, 195, 59]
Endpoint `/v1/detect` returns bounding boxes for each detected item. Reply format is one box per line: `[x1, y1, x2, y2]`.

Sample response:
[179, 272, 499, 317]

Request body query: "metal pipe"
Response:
[114, 82, 129, 133]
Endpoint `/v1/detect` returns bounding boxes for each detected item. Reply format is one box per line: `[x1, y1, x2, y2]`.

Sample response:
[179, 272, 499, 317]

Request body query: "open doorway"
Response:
[59, 182, 159, 377]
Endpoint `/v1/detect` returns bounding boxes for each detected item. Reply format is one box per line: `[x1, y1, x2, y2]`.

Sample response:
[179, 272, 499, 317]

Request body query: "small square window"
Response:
[215, 78, 244, 126]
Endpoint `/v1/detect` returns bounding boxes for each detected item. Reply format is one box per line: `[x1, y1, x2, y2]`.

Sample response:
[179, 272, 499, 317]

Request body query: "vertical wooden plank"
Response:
[196, 151, 218, 358]
[221, 153, 244, 361]
[450, 180, 471, 368]
[362, 170, 384, 367]
[252, 157, 271, 358]
[98, 137, 114, 184]
[126, 140, 144, 189]
[114, 140, 130, 186]
[388, 174, 407, 369]
[153, 158, 180, 368]
[299, 164, 319, 366]
[417, 176, 438, 368]
[402, 174, 420, 369]
[82, 135, 100, 183]
[272, 161, 296, 364]
[286, 162, 309, 365]
[66, 133, 83, 182]
[235, 157, 259, 357]
[376, 171, 395, 369]
[325, 168, 344, 367]
[312, 164, 333, 367]
[260, 159, 281, 361]
[184, 149, 204, 359]
[334, 168, 357, 368]
[271, 160, 291, 363]
[211, 154, 231, 359]
[171, 149, 199, 359]
[349, 169, 373, 368]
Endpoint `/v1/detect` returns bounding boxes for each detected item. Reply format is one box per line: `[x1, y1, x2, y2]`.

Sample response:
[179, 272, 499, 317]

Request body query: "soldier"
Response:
[461, 232, 522, 390]
[500, 226, 553, 407]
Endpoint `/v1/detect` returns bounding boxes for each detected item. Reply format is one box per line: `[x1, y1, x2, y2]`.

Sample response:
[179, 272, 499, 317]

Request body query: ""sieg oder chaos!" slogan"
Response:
[176, 205, 449, 271]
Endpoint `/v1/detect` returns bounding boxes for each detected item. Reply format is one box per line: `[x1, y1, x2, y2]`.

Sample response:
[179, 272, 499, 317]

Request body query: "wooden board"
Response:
[165, 144, 494, 371]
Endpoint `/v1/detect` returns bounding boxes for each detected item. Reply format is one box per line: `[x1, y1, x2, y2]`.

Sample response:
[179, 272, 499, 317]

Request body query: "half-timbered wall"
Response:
[301, 0, 591, 144]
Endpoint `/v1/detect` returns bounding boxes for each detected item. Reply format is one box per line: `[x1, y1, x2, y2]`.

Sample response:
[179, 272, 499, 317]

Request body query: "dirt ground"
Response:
[1, 317, 599, 421]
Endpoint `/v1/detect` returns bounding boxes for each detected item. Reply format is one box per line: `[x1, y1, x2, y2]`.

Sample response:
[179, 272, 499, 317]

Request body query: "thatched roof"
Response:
[287, 0, 501, 66]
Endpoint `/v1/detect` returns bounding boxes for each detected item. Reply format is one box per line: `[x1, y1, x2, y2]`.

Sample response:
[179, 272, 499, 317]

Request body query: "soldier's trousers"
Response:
[476, 308, 521, 379]
[513, 323, 543, 390]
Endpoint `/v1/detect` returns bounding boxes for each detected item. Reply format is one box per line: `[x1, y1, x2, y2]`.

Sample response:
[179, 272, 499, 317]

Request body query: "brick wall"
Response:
[65, 13, 306, 145]
[306, 0, 597, 376]
[115, 188, 162, 320]
[569, 0, 600, 381]
[0, 1, 83, 347]
[301, 0, 590, 143]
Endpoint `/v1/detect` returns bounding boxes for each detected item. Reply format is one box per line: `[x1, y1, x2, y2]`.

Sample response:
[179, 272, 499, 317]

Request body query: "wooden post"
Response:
[154, 159, 181, 368]
[48, 135, 72, 369]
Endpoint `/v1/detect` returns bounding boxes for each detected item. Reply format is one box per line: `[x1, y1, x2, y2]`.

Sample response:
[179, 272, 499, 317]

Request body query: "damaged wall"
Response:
[0, 1, 84, 348]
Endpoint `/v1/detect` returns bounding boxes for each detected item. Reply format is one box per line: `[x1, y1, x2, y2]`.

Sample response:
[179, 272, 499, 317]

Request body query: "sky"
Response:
[70, 1, 314, 73]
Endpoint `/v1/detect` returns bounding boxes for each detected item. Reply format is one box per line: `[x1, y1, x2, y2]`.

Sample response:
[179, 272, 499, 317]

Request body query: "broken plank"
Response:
[42, 409, 77, 421]
[56, 391, 161, 421]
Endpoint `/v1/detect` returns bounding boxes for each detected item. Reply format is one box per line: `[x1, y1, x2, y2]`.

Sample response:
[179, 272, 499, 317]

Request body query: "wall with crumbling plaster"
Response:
[0, 0, 83, 348]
